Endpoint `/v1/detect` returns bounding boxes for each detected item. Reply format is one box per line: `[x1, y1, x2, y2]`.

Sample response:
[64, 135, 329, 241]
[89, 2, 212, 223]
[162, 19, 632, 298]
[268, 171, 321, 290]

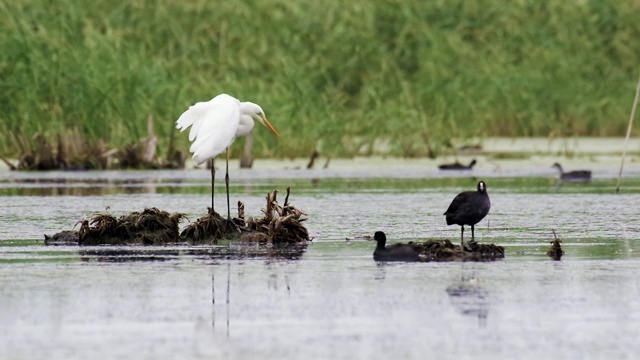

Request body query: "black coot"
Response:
[373, 231, 420, 262]
[438, 159, 476, 170]
[552, 163, 591, 182]
[443, 181, 491, 246]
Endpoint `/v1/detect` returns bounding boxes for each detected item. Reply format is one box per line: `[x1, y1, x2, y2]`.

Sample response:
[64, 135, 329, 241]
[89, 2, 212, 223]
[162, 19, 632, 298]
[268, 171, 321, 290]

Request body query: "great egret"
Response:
[443, 181, 491, 246]
[176, 93, 279, 219]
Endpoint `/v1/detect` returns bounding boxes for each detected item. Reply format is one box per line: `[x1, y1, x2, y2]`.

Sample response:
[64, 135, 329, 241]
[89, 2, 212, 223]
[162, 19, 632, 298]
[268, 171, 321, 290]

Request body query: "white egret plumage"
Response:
[176, 93, 279, 219]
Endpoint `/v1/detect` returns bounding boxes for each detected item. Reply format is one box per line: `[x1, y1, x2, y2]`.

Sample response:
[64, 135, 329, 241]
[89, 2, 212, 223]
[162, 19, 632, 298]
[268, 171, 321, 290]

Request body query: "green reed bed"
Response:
[1, 0, 639, 159]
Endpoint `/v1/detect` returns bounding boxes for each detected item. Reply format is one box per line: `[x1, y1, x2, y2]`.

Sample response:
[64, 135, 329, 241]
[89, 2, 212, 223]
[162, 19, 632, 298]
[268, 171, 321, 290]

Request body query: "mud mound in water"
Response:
[180, 187, 310, 246]
[44, 230, 80, 246]
[178, 210, 232, 244]
[418, 239, 505, 262]
[76, 208, 186, 246]
[44, 188, 310, 250]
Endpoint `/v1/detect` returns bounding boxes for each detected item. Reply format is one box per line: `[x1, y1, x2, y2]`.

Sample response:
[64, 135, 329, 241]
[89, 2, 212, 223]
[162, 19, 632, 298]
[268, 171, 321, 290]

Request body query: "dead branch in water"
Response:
[546, 229, 564, 261]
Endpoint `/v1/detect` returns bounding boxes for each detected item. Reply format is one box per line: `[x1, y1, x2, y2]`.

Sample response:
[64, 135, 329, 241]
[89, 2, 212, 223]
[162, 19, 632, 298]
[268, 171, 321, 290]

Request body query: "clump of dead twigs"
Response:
[179, 187, 310, 246]
[241, 187, 310, 245]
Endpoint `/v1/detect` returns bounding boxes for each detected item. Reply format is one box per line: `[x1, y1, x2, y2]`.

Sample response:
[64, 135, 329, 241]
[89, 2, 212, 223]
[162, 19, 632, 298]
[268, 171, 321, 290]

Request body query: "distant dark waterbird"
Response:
[439, 159, 477, 170]
[443, 181, 491, 246]
[546, 230, 564, 261]
[552, 163, 591, 182]
[372, 231, 421, 262]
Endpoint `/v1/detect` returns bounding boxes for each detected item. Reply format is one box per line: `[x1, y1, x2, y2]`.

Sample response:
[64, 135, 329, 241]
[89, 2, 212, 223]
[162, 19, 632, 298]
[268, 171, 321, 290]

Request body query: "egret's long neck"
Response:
[236, 102, 258, 137]
[239, 101, 259, 114]
[236, 114, 255, 137]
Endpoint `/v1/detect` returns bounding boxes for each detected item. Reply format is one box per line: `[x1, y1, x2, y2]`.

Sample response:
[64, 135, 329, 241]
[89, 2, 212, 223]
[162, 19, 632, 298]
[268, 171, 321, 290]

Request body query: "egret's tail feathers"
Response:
[192, 153, 209, 166]
[189, 134, 228, 165]
[192, 148, 224, 166]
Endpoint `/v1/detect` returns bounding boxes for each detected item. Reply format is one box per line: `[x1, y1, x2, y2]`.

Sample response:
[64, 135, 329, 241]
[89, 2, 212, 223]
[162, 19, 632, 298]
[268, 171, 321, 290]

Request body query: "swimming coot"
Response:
[438, 159, 477, 170]
[552, 163, 591, 182]
[443, 181, 491, 246]
[373, 231, 421, 262]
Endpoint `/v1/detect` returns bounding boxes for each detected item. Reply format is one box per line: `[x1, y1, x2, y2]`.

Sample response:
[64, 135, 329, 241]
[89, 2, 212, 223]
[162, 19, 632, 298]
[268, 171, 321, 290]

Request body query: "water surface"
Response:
[1, 159, 639, 359]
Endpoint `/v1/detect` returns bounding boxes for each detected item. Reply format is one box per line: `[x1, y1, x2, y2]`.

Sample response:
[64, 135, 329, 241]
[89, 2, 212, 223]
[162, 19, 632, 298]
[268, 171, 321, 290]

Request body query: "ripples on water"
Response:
[1, 164, 640, 359]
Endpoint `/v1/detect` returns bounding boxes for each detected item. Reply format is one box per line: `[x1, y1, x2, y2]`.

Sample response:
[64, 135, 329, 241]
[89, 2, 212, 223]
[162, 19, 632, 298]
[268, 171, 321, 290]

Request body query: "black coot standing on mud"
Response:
[443, 181, 491, 246]
[373, 231, 420, 262]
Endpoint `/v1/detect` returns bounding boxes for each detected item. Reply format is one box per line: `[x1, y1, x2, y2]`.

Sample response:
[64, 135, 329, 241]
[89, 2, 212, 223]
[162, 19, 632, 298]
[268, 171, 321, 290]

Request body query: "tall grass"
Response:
[1, 0, 639, 158]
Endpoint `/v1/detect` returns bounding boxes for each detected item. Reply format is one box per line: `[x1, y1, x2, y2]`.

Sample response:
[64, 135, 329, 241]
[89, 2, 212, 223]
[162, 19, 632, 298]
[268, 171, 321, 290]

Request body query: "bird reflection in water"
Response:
[446, 275, 490, 328]
[212, 263, 232, 338]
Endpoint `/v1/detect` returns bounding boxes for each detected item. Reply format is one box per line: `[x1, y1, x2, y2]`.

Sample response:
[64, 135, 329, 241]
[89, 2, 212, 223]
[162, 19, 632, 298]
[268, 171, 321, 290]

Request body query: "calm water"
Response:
[1, 160, 640, 359]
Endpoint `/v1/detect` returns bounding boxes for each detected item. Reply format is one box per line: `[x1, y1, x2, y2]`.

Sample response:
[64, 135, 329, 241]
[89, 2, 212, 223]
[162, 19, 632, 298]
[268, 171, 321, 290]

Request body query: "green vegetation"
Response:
[1, 0, 639, 158]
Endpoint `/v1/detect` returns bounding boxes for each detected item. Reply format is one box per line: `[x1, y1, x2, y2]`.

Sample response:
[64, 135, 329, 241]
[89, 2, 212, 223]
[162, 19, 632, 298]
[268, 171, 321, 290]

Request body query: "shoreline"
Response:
[1, 137, 639, 173]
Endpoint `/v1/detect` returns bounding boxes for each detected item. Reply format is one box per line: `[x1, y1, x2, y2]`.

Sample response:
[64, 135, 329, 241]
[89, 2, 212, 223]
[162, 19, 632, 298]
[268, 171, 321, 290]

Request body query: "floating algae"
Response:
[44, 188, 310, 256]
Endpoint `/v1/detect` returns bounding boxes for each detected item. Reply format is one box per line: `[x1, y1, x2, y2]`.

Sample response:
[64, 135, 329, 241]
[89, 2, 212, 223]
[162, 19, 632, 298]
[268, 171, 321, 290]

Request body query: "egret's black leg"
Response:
[471, 225, 475, 241]
[225, 148, 231, 220]
[461, 225, 465, 247]
[210, 159, 215, 214]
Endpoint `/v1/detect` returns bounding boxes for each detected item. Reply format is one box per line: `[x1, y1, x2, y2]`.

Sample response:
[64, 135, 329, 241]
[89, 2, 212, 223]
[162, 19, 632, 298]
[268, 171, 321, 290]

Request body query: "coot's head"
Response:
[477, 181, 487, 193]
[374, 231, 386, 242]
[469, 159, 477, 167]
[552, 163, 562, 170]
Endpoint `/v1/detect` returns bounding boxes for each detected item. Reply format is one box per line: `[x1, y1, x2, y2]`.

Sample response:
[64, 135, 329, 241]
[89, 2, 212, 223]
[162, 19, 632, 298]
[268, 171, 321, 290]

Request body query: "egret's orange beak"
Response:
[260, 115, 280, 138]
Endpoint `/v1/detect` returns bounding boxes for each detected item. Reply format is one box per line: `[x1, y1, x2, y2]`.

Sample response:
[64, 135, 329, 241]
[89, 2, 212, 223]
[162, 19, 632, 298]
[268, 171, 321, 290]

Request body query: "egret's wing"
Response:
[187, 95, 240, 165]
[176, 101, 213, 141]
[176, 94, 237, 140]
